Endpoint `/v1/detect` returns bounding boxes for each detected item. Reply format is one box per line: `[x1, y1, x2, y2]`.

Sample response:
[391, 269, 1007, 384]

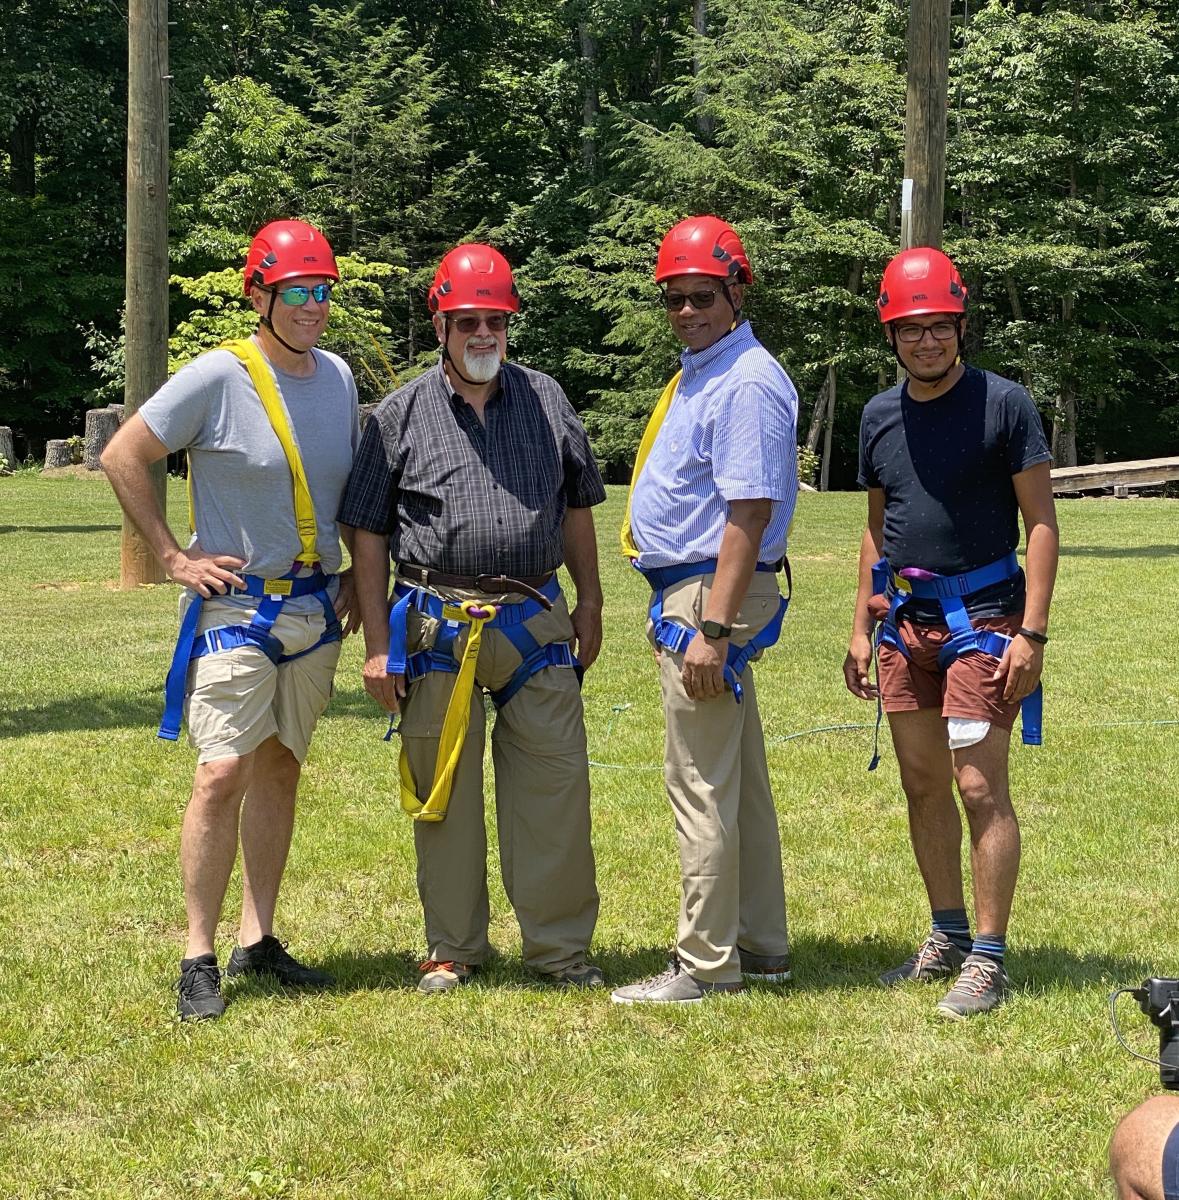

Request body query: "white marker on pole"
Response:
[900, 177, 914, 252]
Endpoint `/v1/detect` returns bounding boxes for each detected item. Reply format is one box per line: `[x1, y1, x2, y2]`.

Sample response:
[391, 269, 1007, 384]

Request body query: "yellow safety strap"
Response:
[187, 338, 320, 565]
[619, 369, 682, 559]
[399, 600, 498, 823]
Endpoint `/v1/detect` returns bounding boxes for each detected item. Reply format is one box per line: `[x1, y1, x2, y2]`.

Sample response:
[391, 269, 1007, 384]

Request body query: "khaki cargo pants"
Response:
[650, 568, 790, 983]
[397, 583, 599, 974]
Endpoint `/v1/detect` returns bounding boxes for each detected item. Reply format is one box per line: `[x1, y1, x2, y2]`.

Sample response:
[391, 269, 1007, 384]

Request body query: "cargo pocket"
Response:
[397, 609, 460, 739]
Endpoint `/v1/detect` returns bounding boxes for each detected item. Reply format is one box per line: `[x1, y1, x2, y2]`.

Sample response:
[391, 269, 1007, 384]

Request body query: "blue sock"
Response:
[971, 933, 1007, 965]
[932, 908, 972, 953]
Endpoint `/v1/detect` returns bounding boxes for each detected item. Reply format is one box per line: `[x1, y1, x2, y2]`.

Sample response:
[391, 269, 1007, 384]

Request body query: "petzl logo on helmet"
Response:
[303, 255, 317, 263]
[476, 288, 491, 297]
[912, 292, 928, 301]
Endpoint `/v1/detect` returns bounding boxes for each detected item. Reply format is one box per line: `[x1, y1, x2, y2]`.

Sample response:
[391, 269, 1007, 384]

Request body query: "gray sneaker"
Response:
[739, 947, 792, 983]
[610, 959, 744, 1005]
[878, 931, 966, 987]
[936, 954, 1009, 1020]
[543, 961, 605, 989]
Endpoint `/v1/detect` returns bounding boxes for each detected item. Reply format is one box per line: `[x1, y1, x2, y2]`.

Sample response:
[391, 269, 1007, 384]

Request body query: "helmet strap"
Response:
[259, 287, 309, 356]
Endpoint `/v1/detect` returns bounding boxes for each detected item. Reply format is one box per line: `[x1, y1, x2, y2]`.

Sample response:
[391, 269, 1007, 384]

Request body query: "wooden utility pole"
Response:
[902, 0, 951, 251]
[121, 0, 169, 587]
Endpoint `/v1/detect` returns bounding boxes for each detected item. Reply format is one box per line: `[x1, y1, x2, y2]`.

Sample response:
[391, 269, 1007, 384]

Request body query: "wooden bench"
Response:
[1051, 457, 1179, 495]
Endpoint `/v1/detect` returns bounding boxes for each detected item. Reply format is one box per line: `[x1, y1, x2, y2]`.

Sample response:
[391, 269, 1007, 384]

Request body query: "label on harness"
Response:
[264, 579, 294, 596]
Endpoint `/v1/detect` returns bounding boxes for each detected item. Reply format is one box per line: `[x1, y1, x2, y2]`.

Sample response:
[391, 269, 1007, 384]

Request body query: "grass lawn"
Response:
[1, 473, 1177, 1199]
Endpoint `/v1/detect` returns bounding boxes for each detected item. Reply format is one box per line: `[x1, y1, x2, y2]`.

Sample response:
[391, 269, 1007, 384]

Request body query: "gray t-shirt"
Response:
[140, 345, 359, 611]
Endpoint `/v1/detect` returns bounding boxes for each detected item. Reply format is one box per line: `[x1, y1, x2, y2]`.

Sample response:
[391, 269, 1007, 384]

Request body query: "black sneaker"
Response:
[226, 935, 334, 989]
[177, 953, 225, 1021]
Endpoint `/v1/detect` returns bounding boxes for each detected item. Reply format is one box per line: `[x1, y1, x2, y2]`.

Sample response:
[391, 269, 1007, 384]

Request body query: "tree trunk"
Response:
[820, 364, 837, 492]
[577, 21, 599, 175]
[0, 427, 15, 474]
[692, 0, 715, 140]
[1052, 293, 1078, 467]
[45, 440, 73, 470]
[806, 263, 863, 455]
[122, 0, 170, 585]
[805, 372, 830, 455]
[83, 408, 121, 470]
[9, 109, 37, 197]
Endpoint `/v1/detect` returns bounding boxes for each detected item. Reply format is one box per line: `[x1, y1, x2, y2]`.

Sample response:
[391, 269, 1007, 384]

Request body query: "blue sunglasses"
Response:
[273, 282, 333, 306]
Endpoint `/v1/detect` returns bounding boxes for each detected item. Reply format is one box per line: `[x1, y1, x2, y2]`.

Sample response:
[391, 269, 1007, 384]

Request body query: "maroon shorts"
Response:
[871, 599, 1023, 731]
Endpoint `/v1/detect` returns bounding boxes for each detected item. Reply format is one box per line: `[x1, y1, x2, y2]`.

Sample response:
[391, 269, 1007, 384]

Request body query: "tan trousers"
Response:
[652, 569, 789, 983]
[397, 584, 599, 973]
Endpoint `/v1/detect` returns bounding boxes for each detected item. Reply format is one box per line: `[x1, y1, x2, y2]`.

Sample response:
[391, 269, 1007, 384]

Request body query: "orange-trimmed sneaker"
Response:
[417, 960, 476, 995]
[936, 954, 1009, 1020]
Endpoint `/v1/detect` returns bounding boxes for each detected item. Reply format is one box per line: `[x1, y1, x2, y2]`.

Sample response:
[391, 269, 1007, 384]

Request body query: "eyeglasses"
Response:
[449, 314, 510, 333]
[660, 287, 724, 312]
[273, 283, 333, 306]
[894, 320, 958, 344]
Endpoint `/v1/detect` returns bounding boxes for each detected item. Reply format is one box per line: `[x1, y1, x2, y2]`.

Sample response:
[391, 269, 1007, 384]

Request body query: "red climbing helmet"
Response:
[654, 215, 754, 285]
[243, 220, 338, 296]
[428, 243, 520, 313]
[877, 247, 967, 323]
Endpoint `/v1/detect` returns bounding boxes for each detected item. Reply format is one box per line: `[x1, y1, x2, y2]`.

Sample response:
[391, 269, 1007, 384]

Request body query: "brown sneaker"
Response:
[417, 960, 476, 995]
[738, 947, 792, 983]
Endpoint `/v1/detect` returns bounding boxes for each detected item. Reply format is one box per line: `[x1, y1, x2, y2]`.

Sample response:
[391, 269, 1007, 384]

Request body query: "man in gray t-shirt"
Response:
[102, 220, 359, 1021]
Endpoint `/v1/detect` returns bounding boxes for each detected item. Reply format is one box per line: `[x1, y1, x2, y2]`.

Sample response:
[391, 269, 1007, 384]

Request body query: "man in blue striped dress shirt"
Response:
[611, 216, 800, 1005]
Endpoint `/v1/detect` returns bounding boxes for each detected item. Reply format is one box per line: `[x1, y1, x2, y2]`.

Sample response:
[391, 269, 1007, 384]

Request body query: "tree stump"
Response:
[44, 439, 72, 469]
[84, 407, 121, 470]
[359, 402, 379, 431]
[0, 426, 14, 474]
[106, 403, 125, 425]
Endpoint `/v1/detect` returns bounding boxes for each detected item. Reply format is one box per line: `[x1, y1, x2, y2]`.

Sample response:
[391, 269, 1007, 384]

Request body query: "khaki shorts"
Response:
[874, 607, 1023, 732]
[182, 595, 341, 764]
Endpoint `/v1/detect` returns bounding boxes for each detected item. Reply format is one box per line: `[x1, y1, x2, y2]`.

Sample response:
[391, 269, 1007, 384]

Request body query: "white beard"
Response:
[461, 344, 501, 383]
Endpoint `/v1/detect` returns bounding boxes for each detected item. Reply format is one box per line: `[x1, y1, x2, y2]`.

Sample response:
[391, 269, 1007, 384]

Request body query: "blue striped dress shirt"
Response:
[629, 321, 798, 570]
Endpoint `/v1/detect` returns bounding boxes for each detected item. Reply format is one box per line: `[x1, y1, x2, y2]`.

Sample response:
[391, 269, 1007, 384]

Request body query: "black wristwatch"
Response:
[701, 620, 732, 640]
[1017, 627, 1049, 646]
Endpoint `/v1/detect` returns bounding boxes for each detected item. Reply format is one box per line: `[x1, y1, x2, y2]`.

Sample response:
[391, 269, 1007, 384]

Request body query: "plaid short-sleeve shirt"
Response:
[338, 360, 606, 577]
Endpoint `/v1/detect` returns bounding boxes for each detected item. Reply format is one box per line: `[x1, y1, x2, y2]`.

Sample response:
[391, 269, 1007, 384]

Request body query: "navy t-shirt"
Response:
[857, 365, 1052, 622]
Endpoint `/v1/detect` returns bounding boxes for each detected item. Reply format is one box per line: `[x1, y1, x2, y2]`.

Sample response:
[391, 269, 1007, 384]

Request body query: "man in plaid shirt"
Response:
[339, 243, 607, 995]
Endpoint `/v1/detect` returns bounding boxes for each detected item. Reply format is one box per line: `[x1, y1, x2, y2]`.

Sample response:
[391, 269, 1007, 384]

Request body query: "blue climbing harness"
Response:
[868, 550, 1043, 769]
[384, 572, 581, 735]
[159, 569, 340, 741]
[635, 558, 791, 702]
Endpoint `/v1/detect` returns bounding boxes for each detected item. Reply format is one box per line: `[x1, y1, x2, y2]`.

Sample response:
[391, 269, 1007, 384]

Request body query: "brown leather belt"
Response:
[396, 564, 556, 611]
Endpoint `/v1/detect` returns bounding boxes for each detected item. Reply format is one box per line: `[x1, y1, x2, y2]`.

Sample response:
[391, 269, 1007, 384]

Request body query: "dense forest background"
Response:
[2, 0, 1177, 485]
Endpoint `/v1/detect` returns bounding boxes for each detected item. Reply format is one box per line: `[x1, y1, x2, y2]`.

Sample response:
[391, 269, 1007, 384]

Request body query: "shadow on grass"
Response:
[1059, 544, 1179, 559]
[789, 932, 1154, 994]
[226, 946, 700, 1005]
[0, 688, 162, 739]
[219, 936, 1153, 1012]
[0, 524, 122, 534]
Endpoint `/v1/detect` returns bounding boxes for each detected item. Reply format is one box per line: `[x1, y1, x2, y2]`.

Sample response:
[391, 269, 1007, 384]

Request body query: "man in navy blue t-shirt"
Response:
[843, 247, 1059, 1019]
